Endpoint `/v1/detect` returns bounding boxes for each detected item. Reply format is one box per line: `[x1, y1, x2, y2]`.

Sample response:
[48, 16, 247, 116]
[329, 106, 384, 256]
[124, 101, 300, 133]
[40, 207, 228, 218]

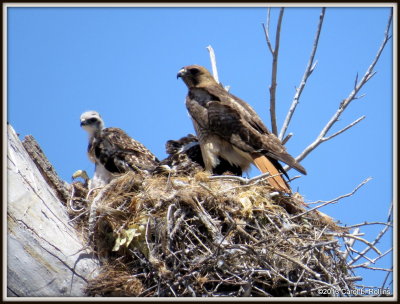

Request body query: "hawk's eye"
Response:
[190, 68, 200, 75]
[88, 118, 98, 124]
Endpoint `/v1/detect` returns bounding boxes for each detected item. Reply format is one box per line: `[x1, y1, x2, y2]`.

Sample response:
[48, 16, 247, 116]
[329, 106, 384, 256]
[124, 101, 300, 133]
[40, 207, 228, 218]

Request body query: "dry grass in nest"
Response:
[79, 171, 353, 297]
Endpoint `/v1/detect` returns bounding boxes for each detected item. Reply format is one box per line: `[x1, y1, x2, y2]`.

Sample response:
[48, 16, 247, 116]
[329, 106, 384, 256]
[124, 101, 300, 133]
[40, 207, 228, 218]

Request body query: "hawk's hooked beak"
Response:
[177, 68, 186, 79]
[80, 120, 89, 127]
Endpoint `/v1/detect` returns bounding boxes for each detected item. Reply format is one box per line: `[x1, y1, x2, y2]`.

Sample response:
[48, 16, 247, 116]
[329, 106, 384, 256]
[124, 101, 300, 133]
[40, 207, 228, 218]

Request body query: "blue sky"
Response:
[7, 5, 393, 293]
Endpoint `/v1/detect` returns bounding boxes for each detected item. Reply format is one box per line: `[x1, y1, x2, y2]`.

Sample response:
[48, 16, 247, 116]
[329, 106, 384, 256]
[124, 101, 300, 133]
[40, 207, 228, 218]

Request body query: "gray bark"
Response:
[6, 124, 99, 297]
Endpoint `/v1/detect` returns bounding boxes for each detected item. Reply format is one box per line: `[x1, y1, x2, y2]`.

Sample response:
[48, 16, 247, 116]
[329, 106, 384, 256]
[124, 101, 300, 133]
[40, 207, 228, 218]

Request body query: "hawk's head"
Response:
[165, 134, 199, 155]
[177, 65, 216, 88]
[80, 111, 104, 135]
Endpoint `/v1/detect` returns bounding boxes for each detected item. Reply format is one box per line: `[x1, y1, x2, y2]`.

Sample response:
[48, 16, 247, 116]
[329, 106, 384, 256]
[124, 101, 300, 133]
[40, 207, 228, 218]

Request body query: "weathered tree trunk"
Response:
[6, 124, 99, 297]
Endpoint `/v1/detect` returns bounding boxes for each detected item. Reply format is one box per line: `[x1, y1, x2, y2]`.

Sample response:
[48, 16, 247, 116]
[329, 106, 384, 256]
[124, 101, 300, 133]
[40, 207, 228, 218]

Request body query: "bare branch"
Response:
[279, 7, 326, 141]
[263, 7, 284, 136]
[348, 202, 393, 266]
[290, 177, 371, 220]
[354, 72, 359, 91]
[322, 115, 366, 142]
[381, 268, 392, 290]
[346, 245, 376, 264]
[344, 221, 393, 229]
[339, 234, 382, 256]
[370, 248, 393, 264]
[350, 265, 392, 272]
[281, 132, 293, 145]
[293, 11, 392, 164]
[261, 8, 274, 55]
[206, 45, 219, 84]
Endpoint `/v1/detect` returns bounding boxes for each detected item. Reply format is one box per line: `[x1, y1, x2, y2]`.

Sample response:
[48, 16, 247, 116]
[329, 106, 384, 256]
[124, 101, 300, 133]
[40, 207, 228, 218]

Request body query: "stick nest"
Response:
[73, 171, 354, 297]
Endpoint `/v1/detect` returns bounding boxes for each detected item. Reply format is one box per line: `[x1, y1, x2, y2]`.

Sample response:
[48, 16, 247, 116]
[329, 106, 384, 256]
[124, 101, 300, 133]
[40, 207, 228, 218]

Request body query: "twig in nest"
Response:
[88, 176, 128, 243]
[272, 250, 322, 279]
[86, 186, 102, 200]
[209, 171, 285, 189]
[192, 197, 224, 244]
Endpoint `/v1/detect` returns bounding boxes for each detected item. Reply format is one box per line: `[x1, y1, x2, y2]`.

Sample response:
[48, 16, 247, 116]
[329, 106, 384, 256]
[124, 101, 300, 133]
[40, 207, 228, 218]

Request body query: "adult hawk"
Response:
[80, 111, 159, 188]
[156, 134, 242, 176]
[177, 65, 306, 192]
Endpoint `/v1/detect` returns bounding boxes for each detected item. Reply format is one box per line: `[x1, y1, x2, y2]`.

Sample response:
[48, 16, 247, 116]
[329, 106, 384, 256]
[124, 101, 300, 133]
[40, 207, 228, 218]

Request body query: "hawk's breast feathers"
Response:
[178, 65, 307, 193]
[80, 111, 158, 188]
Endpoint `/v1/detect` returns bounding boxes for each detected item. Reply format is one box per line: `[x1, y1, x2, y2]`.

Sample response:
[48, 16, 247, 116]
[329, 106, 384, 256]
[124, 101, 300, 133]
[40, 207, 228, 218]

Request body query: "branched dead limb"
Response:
[262, 7, 284, 136]
[330, 233, 382, 256]
[349, 248, 392, 269]
[279, 7, 326, 141]
[346, 247, 376, 265]
[289, 11, 392, 166]
[262, 8, 274, 54]
[332, 202, 393, 292]
[290, 177, 371, 220]
[348, 202, 393, 266]
[381, 269, 392, 290]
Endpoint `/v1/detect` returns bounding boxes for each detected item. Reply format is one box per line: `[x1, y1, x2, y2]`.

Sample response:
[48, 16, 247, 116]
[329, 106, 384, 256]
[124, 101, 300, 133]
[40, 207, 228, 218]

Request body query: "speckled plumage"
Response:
[156, 134, 242, 176]
[80, 111, 158, 188]
[177, 65, 307, 192]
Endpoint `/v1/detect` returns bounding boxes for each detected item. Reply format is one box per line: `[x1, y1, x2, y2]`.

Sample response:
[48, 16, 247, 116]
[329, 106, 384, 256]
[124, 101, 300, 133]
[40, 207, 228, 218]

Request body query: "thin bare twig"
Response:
[262, 8, 274, 55]
[279, 7, 326, 141]
[381, 270, 392, 290]
[290, 177, 371, 220]
[262, 7, 284, 136]
[322, 116, 366, 142]
[348, 248, 392, 268]
[350, 265, 392, 272]
[336, 234, 382, 256]
[344, 221, 393, 229]
[281, 132, 293, 145]
[292, 11, 392, 165]
[348, 202, 393, 266]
